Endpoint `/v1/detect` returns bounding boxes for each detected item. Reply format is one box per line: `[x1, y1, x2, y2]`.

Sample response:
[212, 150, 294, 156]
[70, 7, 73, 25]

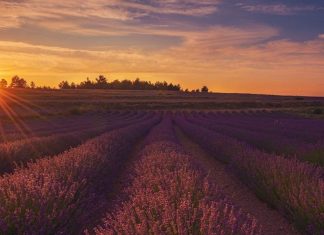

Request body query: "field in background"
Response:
[1, 88, 324, 120]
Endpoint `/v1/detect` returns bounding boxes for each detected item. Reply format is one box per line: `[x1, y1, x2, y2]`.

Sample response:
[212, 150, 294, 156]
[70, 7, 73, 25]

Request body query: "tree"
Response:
[70, 82, 76, 89]
[10, 75, 27, 88]
[58, 81, 70, 89]
[133, 78, 141, 90]
[169, 83, 181, 91]
[120, 79, 132, 89]
[79, 77, 94, 89]
[0, 79, 7, 88]
[95, 75, 108, 89]
[110, 79, 121, 89]
[201, 86, 209, 93]
[30, 81, 36, 89]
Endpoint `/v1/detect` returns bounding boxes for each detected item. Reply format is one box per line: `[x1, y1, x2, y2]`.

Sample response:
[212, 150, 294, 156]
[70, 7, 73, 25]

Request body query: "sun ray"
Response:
[0, 90, 42, 140]
[0, 90, 70, 133]
[0, 98, 30, 139]
[1, 89, 49, 119]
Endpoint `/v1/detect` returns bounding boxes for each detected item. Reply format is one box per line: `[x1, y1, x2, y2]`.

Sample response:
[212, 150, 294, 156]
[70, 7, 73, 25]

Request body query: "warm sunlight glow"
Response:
[0, 1, 323, 96]
[0, 89, 49, 141]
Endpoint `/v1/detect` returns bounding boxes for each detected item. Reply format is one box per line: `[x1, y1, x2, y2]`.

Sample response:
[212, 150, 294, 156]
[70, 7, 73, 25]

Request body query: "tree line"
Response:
[0, 76, 51, 89]
[0, 75, 209, 92]
[58, 76, 182, 91]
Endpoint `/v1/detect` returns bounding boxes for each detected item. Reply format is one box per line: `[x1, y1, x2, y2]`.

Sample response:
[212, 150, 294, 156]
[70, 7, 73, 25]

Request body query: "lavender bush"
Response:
[94, 118, 262, 235]
[175, 116, 324, 234]
[0, 112, 152, 174]
[0, 116, 159, 234]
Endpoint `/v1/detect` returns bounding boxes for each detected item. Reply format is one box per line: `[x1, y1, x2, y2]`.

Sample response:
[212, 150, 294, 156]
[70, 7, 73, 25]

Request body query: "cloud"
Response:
[0, 23, 323, 96]
[114, 0, 220, 16]
[3, 23, 322, 75]
[0, 25, 272, 74]
[0, 1, 136, 29]
[0, 0, 221, 31]
[0, 1, 323, 96]
[0, 0, 222, 43]
[237, 3, 322, 15]
[158, 25, 279, 67]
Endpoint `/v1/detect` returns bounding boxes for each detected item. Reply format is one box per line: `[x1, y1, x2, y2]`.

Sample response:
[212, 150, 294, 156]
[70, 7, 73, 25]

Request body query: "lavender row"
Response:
[202, 112, 324, 142]
[93, 118, 262, 235]
[175, 117, 324, 234]
[187, 113, 301, 154]
[1, 112, 109, 134]
[0, 112, 153, 174]
[186, 114, 324, 166]
[0, 111, 135, 143]
[0, 115, 160, 234]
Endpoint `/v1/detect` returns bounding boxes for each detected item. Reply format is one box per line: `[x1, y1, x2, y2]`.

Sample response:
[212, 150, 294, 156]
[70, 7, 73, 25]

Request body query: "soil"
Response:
[82, 137, 147, 234]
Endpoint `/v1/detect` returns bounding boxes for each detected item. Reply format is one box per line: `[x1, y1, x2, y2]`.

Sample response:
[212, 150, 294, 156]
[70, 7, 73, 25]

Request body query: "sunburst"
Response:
[0, 89, 51, 142]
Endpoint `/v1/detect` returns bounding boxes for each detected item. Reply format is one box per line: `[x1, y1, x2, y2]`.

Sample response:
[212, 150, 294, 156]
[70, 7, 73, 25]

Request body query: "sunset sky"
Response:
[0, 0, 323, 96]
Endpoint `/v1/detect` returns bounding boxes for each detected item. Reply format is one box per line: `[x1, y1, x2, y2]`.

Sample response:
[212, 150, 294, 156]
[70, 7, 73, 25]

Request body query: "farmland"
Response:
[1, 88, 324, 118]
[0, 89, 323, 235]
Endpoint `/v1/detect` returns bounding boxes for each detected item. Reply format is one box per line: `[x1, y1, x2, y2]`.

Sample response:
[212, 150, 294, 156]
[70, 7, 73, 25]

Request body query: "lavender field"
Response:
[0, 108, 323, 235]
[2, 0, 324, 233]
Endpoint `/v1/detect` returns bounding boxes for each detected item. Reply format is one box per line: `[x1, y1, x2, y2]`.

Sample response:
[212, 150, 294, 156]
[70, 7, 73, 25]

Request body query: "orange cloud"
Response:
[0, 0, 221, 29]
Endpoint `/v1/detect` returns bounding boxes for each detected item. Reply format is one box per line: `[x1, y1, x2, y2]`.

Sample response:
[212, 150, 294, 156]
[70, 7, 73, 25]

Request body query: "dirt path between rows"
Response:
[175, 127, 300, 235]
[82, 137, 147, 234]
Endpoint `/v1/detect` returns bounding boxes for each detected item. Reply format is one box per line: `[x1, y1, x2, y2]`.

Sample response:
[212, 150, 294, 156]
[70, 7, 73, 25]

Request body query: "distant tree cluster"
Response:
[184, 85, 209, 93]
[0, 76, 35, 89]
[58, 76, 182, 91]
[0, 74, 210, 93]
[0, 76, 53, 90]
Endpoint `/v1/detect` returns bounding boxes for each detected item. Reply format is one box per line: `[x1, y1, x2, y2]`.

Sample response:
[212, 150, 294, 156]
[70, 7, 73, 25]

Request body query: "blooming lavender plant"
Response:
[0, 116, 159, 234]
[175, 116, 324, 234]
[0, 112, 153, 174]
[94, 118, 262, 235]
[187, 112, 324, 166]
